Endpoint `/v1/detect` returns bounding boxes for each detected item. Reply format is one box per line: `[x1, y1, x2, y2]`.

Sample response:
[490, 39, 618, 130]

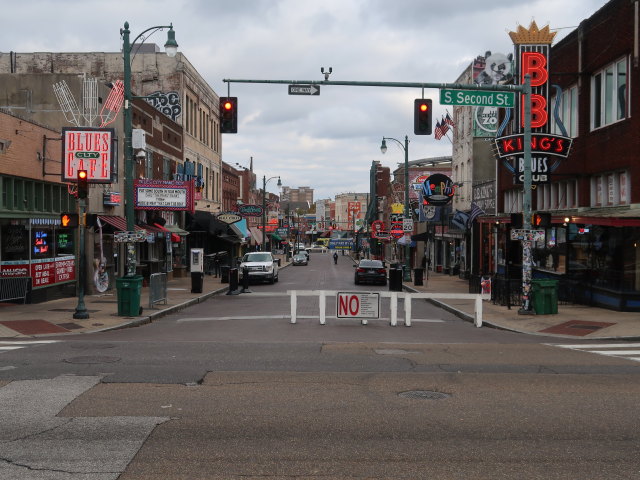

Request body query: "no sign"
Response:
[336, 292, 380, 319]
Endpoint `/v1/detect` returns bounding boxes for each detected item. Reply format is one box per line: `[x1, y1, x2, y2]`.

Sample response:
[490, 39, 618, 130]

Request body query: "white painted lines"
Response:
[549, 343, 640, 362]
[0, 340, 59, 354]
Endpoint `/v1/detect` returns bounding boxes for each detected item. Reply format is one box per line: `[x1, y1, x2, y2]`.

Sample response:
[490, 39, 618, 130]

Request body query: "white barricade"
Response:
[248, 291, 489, 327]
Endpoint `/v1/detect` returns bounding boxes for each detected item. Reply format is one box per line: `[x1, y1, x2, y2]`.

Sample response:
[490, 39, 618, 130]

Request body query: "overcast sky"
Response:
[3, 0, 606, 200]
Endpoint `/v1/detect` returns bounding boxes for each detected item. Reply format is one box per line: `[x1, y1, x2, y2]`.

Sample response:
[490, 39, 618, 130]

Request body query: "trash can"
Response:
[414, 268, 424, 286]
[191, 271, 204, 293]
[531, 279, 559, 315]
[389, 267, 403, 292]
[116, 275, 143, 317]
[220, 265, 230, 284]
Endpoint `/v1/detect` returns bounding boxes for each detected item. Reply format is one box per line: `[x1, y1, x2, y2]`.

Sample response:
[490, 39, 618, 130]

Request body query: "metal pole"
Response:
[73, 199, 89, 319]
[262, 175, 266, 252]
[519, 74, 533, 314]
[122, 21, 136, 277]
[403, 135, 411, 281]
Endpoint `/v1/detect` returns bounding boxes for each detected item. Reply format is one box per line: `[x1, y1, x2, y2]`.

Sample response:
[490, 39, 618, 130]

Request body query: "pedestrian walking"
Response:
[333, 252, 338, 264]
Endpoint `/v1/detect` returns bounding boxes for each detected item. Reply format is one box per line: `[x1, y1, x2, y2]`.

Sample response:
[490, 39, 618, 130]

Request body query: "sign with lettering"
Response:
[62, 127, 115, 183]
[337, 292, 380, 320]
[238, 204, 263, 217]
[114, 231, 147, 243]
[216, 212, 242, 224]
[134, 180, 194, 211]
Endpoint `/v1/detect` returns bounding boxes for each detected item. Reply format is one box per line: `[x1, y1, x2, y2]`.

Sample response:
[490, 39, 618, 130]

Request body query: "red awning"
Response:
[141, 223, 170, 233]
[98, 216, 145, 232]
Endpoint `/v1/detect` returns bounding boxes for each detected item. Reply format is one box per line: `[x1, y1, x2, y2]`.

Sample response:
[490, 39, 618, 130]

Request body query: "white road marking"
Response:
[547, 343, 640, 363]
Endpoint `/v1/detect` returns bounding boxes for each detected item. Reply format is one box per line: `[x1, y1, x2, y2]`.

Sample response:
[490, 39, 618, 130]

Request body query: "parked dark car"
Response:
[354, 259, 387, 286]
[292, 253, 308, 266]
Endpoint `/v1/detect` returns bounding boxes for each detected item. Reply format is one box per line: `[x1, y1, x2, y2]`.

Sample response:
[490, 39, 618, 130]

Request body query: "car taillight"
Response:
[377, 268, 386, 274]
[356, 268, 365, 272]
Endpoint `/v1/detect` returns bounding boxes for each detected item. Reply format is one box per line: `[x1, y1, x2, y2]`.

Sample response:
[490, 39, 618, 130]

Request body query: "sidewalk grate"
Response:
[398, 390, 451, 400]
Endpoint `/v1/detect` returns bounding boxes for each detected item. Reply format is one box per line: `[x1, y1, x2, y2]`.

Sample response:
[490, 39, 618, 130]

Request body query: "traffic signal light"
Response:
[77, 170, 88, 199]
[414, 98, 432, 135]
[532, 212, 552, 228]
[220, 96, 238, 134]
[60, 213, 79, 228]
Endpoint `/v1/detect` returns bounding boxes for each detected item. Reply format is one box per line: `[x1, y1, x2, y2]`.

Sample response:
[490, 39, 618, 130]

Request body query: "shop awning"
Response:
[98, 215, 145, 232]
[142, 223, 168, 233]
[411, 231, 430, 242]
[164, 224, 189, 236]
[271, 232, 283, 241]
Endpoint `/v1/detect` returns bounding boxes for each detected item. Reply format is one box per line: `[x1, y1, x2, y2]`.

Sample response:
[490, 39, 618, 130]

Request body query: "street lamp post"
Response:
[381, 135, 412, 281]
[121, 21, 178, 276]
[261, 175, 282, 251]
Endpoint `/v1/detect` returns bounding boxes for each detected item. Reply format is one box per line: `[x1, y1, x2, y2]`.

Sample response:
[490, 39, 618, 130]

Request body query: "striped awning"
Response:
[97, 216, 145, 232]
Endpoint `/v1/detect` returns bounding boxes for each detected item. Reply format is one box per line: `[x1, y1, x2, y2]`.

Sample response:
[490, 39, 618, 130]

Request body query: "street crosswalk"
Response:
[548, 343, 640, 362]
[0, 340, 59, 354]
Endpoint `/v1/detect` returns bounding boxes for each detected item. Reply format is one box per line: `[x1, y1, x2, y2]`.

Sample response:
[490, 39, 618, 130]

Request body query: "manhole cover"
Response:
[64, 356, 121, 364]
[398, 390, 451, 400]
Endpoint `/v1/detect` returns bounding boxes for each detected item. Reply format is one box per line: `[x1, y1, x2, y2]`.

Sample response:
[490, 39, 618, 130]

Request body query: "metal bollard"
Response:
[240, 267, 252, 293]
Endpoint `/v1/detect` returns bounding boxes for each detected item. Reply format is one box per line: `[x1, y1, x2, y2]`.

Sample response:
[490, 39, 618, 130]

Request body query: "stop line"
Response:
[548, 343, 640, 362]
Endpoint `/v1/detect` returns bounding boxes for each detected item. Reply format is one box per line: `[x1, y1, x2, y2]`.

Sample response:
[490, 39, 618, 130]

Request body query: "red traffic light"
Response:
[220, 96, 238, 134]
[419, 103, 429, 112]
[414, 99, 432, 135]
[77, 169, 89, 199]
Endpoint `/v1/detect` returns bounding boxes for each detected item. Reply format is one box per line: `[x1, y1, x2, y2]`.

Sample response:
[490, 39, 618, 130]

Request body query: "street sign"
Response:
[402, 218, 414, 232]
[114, 231, 147, 243]
[288, 84, 320, 96]
[510, 229, 545, 241]
[440, 88, 515, 108]
[336, 292, 380, 320]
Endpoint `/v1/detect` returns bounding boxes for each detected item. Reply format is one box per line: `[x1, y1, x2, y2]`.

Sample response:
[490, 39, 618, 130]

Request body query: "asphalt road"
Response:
[1, 252, 639, 479]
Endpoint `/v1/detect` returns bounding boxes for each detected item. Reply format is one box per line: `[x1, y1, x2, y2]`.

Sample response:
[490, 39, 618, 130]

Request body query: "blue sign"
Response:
[329, 239, 354, 250]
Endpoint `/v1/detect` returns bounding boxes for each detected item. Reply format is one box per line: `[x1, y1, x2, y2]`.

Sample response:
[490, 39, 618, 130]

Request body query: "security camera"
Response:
[136, 150, 146, 160]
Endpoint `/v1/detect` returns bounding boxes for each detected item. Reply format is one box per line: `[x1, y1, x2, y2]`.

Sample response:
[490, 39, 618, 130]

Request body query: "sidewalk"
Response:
[405, 271, 640, 340]
[1, 263, 638, 340]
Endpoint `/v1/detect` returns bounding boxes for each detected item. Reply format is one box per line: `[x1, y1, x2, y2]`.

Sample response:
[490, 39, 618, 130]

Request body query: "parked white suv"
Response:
[239, 252, 279, 284]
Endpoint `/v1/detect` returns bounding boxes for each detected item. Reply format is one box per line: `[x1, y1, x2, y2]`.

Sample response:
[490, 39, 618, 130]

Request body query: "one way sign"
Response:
[288, 84, 320, 96]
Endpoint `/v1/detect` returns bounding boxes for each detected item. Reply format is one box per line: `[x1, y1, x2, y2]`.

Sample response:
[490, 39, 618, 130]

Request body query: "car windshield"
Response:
[359, 260, 383, 268]
[294, 254, 305, 259]
[243, 253, 272, 262]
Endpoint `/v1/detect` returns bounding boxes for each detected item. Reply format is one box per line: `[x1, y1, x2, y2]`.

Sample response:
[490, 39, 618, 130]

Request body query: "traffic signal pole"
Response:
[224, 75, 534, 312]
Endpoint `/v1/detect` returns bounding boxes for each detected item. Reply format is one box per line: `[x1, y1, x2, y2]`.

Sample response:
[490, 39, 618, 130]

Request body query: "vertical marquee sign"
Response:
[62, 127, 115, 183]
[494, 22, 572, 185]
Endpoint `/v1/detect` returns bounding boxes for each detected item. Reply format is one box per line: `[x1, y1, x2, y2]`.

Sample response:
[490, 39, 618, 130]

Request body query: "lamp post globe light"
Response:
[261, 175, 282, 252]
[380, 135, 412, 281]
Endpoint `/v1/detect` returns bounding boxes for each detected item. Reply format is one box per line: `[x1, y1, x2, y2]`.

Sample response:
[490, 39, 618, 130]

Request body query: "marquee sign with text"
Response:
[134, 180, 194, 211]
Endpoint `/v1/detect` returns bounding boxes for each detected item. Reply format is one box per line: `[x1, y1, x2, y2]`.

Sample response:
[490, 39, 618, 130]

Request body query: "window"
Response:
[591, 57, 628, 129]
[551, 85, 578, 137]
[590, 171, 629, 207]
[144, 150, 153, 179]
[163, 157, 171, 181]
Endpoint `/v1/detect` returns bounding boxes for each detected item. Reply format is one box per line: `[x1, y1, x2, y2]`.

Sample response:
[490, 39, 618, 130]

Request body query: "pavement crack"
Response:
[0, 457, 118, 475]
[0, 418, 74, 444]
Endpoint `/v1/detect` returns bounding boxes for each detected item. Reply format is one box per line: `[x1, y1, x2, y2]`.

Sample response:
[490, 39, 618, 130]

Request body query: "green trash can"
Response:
[116, 275, 143, 317]
[531, 279, 558, 315]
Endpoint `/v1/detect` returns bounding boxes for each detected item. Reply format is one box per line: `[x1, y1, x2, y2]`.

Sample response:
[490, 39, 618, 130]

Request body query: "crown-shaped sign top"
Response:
[509, 21, 557, 45]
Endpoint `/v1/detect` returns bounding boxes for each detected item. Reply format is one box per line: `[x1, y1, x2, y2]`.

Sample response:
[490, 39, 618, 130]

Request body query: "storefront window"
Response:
[1, 223, 29, 261]
[566, 225, 639, 292]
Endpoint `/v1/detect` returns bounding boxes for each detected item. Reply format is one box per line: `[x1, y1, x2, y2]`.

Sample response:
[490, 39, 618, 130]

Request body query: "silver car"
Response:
[239, 252, 279, 284]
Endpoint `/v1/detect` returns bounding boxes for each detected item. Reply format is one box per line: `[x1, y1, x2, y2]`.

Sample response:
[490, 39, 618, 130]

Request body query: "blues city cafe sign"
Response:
[422, 173, 455, 206]
[494, 22, 573, 185]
